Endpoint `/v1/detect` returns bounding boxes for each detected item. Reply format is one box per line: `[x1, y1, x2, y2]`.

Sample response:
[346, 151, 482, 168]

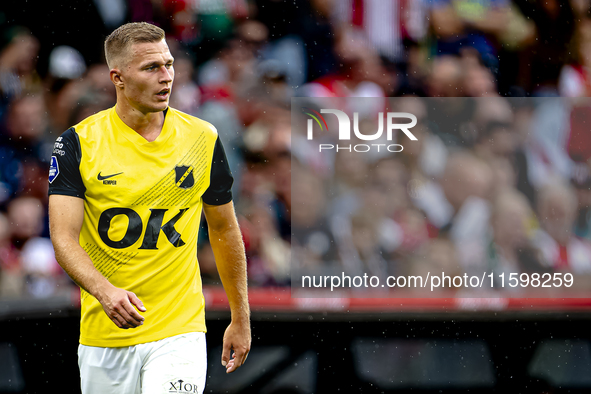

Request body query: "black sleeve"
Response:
[202, 136, 233, 205]
[48, 127, 86, 199]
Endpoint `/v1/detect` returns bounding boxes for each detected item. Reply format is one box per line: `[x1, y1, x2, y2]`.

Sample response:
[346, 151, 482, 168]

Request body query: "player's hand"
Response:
[98, 286, 146, 329]
[221, 320, 251, 373]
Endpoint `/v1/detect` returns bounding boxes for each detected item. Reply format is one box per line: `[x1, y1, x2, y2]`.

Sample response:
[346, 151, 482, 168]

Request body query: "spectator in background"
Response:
[472, 97, 514, 151]
[301, 27, 386, 98]
[93, 0, 127, 30]
[567, 102, 591, 170]
[515, 0, 576, 95]
[161, 0, 199, 45]
[1, 197, 64, 298]
[526, 99, 573, 188]
[65, 63, 116, 126]
[572, 164, 591, 240]
[0, 94, 52, 204]
[0, 26, 40, 113]
[168, 52, 200, 116]
[395, 97, 448, 251]
[293, 0, 339, 82]
[426, 53, 500, 99]
[198, 21, 264, 92]
[402, 237, 461, 293]
[346, 210, 390, 283]
[372, 157, 409, 216]
[211, 102, 291, 285]
[291, 165, 339, 280]
[426, 55, 464, 97]
[428, 0, 510, 70]
[44, 45, 88, 133]
[84, 64, 116, 101]
[486, 188, 544, 287]
[332, 0, 428, 64]
[413, 151, 494, 271]
[472, 97, 536, 202]
[0, 212, 19, 297]
[558, 28, 591, 97]
[396, 96, 448, 181]
[68, 92, 116, 128]
[242, 204, 290, 286]
[534, 179, 591, 273]
[461, 53, 499, 97]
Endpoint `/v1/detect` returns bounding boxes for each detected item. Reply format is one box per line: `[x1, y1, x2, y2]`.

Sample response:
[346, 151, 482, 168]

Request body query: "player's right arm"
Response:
[49, 195, 145, 329]
[48, 128, 145, 329]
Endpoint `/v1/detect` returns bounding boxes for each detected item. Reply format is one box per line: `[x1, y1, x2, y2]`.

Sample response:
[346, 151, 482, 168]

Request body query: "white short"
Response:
[78, 332, 206, 394]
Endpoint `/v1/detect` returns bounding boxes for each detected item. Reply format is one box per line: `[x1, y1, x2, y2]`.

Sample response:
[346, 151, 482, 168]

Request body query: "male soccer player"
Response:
[48, 22, 250, 394]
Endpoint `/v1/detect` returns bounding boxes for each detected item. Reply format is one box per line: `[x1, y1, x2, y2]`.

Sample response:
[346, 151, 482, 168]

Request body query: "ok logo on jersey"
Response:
[97, 208, 188, 249]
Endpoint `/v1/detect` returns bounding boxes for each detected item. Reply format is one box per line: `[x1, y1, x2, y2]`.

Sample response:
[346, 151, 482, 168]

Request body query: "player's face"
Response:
[121, 40, 174, 114]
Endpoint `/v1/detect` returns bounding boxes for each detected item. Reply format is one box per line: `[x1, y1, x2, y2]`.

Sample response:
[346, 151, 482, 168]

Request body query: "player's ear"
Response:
[110, 68, 124, 88]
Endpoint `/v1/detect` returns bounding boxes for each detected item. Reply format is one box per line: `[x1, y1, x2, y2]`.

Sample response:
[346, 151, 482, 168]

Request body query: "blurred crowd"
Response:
[292, 96, 591, 294]
[2, 0, 591, 298]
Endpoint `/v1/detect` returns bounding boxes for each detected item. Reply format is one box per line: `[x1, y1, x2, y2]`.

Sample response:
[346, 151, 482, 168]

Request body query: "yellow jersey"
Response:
[48, 106, 233, 347]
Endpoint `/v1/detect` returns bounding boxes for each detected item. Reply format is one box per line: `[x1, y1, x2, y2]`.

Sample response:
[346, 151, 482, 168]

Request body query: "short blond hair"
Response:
[104, 22, 165, 69]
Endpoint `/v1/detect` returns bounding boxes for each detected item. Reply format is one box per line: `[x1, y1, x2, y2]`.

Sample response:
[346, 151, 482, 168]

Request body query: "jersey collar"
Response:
[110, 106, 174, 147]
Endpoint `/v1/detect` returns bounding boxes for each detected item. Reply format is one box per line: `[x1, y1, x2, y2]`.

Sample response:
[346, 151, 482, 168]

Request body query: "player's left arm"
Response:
[203, 201, 250, 374]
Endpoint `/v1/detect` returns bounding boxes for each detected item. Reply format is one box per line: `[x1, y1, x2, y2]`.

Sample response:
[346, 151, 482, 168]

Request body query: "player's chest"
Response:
[79, 135, 212, 208]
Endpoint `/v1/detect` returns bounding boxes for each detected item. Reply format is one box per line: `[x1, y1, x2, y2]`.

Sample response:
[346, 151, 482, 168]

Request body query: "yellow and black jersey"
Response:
[48, 106, 233, 347]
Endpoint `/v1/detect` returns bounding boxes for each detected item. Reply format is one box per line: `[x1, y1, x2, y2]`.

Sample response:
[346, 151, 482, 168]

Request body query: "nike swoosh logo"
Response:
[97, 172, 123, 181]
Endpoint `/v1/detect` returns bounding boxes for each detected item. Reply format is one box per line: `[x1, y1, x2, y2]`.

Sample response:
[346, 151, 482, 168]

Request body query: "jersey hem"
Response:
[202, 195, 233, 206]
[48, 189, 85, 199]
[79, 325, 207, 348]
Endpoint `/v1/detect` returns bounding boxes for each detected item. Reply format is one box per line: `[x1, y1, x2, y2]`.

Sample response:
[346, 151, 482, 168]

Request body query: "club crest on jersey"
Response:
[175, 165, 194, 189]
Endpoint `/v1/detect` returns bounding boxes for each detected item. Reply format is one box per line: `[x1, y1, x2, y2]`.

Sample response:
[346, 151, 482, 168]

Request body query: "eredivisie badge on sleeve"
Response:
[49, 156, 59, 183]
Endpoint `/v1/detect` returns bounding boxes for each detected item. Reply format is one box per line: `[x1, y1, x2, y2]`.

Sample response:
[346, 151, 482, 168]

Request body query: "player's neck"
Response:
[115, 102, 165, 143]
